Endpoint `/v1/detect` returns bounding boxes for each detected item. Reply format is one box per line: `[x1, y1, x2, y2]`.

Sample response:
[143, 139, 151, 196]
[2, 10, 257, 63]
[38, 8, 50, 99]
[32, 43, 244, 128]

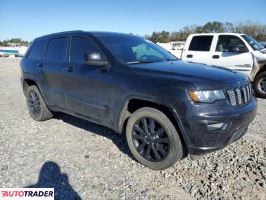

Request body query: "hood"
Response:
[130, 60, 249, 89]
[252, 49, 266, 62]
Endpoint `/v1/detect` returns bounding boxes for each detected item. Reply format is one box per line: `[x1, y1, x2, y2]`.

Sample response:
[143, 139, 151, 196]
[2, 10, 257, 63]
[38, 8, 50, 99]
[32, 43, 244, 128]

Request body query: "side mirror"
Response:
[230, 46, 248, 53]
[85, 52, 108, 66]
[239, 46, 249, 53]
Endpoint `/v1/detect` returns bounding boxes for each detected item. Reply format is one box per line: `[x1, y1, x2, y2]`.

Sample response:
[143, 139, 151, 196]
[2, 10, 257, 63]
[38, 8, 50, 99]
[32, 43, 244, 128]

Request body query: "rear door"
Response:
[182, 35, 214, 64]
[209, 35, 253, 76]
[23, 37, 47, 81]
[64, 35, 111, 123]
[40, 36, 69, 108]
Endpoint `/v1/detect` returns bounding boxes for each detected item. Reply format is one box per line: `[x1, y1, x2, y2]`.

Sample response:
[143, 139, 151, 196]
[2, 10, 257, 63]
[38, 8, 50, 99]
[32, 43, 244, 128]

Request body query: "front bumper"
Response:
[174, 98, 257, 155]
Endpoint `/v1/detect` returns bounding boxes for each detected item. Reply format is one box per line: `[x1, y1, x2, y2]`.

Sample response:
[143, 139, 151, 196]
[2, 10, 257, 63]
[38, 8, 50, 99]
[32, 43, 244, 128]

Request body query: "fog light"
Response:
[207, 123, 227, 131]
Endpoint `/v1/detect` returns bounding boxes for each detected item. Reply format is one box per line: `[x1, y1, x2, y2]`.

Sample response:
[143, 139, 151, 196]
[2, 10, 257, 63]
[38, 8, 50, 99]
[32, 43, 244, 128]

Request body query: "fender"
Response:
[117, 95, 164, 133]
[117, 95, 190, 150]
[22, 73, 49, 106]
[250, 53, 261, 81]
[22, 73, 39, 93]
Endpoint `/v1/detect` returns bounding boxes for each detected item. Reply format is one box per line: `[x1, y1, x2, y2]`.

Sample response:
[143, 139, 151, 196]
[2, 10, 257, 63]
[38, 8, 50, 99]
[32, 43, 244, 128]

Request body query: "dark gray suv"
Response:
[20, 31, 257, 170]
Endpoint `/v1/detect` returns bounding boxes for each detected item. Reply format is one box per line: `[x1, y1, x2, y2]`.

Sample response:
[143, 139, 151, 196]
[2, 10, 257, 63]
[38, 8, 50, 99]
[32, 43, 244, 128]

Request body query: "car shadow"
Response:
[53, 112, 134, 160]
[26, 161, 81, 200]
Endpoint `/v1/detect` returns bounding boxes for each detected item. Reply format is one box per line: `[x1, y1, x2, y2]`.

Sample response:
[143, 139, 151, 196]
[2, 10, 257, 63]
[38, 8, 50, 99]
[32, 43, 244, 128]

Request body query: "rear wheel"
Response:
[26, 85, 53, 121]
[126, 107, 183, 170]
[254, 71, 266, 98]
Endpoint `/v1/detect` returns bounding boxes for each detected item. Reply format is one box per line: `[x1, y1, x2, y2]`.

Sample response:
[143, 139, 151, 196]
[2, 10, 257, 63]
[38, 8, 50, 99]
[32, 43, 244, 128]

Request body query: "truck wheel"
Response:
[26, 85, 53, 121]
[126, 107, 183, 170]
[254, 71, 266, 98]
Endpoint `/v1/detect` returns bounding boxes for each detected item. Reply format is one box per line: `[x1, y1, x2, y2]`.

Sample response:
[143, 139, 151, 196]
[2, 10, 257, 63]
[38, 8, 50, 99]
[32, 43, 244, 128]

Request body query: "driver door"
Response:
[210, 35, 253, 76]
[64, 35, 112, 123]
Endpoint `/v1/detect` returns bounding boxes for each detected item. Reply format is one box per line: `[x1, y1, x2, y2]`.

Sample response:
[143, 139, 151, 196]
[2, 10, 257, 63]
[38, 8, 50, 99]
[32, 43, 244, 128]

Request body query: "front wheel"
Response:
[126, 107, 183, 170]
[254, 71, 266, 98]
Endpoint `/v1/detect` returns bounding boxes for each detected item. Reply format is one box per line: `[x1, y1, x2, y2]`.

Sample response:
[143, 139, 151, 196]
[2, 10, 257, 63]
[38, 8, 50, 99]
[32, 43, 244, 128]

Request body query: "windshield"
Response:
[241, 35, 264, 50]
[97, 34, 177, 64]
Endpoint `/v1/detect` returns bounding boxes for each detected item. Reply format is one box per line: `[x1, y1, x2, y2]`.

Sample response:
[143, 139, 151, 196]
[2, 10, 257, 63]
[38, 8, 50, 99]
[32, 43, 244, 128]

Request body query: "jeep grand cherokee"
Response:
[20, 31, 257, 170]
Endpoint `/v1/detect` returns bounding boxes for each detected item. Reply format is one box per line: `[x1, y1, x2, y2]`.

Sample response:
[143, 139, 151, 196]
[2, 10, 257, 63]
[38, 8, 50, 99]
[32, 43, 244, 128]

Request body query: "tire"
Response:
[26, 85, 53, 121]
[126, 107, 183, 170]
[254, 71, 266, 98]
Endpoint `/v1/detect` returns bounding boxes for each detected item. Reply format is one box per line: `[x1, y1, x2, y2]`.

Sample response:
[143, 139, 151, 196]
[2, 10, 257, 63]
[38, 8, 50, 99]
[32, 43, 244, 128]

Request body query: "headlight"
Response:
[188, 90, 225, 103]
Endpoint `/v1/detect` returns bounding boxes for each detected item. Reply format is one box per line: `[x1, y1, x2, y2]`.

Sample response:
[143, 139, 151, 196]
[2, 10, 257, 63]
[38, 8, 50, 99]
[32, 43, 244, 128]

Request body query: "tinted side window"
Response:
[216, 35, 247, 52]
[70, 36, 100, 64]
[28, 39, 46, 59]
[189, 36, 213, 51]
[46, 37, 68, 62]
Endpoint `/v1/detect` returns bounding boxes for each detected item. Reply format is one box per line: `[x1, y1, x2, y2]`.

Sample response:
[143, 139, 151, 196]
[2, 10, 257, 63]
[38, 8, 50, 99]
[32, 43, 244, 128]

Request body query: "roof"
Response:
[88, 31, 133, 37]
[35, 30, 134, 40]
[189, 32, 245, 36]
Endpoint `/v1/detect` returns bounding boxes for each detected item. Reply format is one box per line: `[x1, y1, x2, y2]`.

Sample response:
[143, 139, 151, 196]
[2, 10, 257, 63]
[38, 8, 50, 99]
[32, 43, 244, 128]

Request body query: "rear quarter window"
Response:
[46, 37, 68, 62]
[188, 36, 213, 51]
[27, 39, 47, 60]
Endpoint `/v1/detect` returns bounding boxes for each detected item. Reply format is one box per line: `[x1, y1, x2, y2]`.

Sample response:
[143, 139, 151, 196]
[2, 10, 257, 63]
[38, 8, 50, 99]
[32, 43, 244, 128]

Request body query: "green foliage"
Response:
[150, 31, 171, 43]
[202, 21, 224, 33]
[0, 38, 29, 47]
[2, 21, 266, 46]
[146, 21, 266, 42]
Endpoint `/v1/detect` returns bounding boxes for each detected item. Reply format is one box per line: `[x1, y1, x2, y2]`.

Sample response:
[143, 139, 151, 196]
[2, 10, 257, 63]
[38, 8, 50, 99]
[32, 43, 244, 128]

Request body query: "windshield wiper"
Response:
[126, 58, 178, 64]
[161, 58, 178, 61]
[126, 60, 159, 64]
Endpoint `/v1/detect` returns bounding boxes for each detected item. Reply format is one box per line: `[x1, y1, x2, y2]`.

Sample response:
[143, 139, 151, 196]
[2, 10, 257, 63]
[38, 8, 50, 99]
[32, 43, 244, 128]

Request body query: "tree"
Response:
[149, 32, 160, 43]
[195, 26, 204, 33]
[235, 21, 266, 40]
[149, 31, 171, 43]
[146, 21, 266, 42]
[223, 22, 235, 32]
[160, 31, 171, 43]
[202, 21, 225, 33]
[0, 38, 29, 47]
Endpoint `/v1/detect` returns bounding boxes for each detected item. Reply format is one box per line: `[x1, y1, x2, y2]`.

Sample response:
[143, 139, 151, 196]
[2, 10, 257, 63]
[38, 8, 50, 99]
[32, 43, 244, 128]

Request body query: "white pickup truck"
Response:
[167, 33, 266, 98]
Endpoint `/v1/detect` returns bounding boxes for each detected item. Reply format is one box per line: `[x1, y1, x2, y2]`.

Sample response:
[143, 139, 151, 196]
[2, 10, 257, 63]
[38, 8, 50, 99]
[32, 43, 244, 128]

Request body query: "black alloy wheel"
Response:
[26, 85, 53, 121]
[28, 90, 42, 119]
[132, 117, 169, 162]
[126, 107, 183, 170]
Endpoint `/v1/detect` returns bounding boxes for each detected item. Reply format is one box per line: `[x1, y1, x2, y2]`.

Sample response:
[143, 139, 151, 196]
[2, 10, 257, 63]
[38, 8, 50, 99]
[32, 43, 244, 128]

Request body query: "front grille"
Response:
[226, 84, 253, 106]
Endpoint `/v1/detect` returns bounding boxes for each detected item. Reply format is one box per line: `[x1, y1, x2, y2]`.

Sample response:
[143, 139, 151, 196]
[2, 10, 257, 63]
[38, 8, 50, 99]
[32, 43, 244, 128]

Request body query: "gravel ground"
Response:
[0, 58, 265, 200]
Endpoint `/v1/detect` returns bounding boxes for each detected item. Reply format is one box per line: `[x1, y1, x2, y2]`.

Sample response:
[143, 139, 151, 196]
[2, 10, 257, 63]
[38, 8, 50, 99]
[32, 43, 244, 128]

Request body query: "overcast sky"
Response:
[0, 0, 265, 41]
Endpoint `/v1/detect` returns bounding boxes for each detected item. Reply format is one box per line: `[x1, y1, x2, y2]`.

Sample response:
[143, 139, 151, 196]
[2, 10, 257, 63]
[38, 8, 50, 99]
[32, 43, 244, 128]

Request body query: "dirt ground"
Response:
[0, 58, 265, 200]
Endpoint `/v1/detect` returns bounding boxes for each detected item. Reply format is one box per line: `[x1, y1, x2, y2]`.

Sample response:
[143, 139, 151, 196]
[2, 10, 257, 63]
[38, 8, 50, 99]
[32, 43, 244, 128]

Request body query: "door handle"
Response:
[235, 64, 251, 67]
[187, 54, 193, 58]
[212, 55, 220, 59]
[64, 67, 74, 72]
[36, 63, 44, 67]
